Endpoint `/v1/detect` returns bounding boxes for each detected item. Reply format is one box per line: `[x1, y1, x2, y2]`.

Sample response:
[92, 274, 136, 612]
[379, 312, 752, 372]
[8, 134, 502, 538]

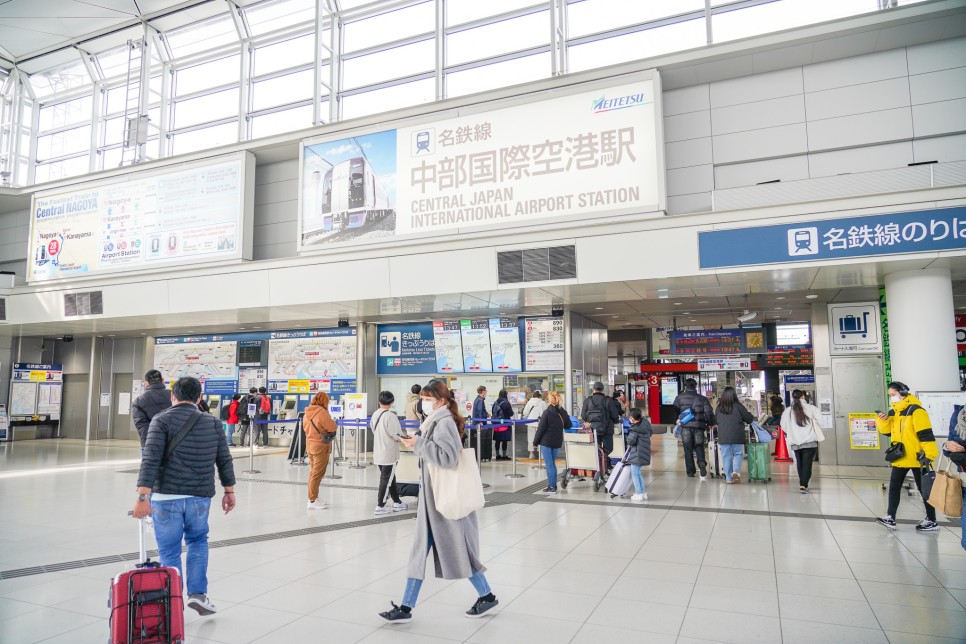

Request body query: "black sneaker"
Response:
[379, 602, 412, 623]
[540, 486, 553, 493]
[546, 487, 558, 495]
[876, 515, 897, 530]
[687, 473, 695, 478]
[699, 467, 707, 477]
[915, 519, 940, 532]
[465, 595, 498, 618]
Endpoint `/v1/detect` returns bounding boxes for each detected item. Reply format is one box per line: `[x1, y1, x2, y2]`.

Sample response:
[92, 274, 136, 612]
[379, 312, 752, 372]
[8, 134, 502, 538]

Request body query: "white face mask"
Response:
[890, 394, 902, 403]
[421, 399, 436, 415]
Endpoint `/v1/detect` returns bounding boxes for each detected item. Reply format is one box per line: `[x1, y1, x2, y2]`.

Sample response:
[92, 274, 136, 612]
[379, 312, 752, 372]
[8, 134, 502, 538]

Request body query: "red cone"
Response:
[773, 425, 793, 463]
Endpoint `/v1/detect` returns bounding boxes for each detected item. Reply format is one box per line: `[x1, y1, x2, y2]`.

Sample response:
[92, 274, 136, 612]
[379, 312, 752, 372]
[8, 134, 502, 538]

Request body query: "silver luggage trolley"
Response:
[560, 430, 607, 492]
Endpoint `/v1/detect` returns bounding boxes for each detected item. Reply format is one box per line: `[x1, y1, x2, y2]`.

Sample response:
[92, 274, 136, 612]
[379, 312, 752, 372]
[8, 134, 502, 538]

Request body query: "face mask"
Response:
[421, 399, 436, 415]
[890, 395, 902, 403]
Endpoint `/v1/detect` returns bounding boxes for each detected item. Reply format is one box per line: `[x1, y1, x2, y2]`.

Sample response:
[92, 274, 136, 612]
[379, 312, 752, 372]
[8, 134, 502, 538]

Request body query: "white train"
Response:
[314, 156, 392, 233]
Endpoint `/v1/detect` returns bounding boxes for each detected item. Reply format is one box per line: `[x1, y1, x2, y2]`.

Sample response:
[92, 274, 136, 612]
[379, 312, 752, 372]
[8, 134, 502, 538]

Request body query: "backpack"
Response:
[678, 407, 695, 425]
[220, 403, 231, 421]
[260, 394, 271, 414]
[491, 401, 504, 420]
[237, 395, 250, 420]
[585, 396, 605, 426]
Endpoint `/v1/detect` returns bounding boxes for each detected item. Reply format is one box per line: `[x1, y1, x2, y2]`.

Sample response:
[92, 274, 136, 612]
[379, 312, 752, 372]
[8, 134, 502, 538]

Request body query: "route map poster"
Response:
[267, 328, 357, 394]
[29, 153, 252, 282]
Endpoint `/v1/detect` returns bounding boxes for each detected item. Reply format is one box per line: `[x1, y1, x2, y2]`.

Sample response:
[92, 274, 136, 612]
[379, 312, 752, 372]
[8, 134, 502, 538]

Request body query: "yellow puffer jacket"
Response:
[876, 394, 938, 468]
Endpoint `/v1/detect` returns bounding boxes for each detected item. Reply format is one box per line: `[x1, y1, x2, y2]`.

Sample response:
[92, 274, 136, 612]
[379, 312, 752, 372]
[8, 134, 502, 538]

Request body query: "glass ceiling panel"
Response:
[448, 10, 549, 66]
[448, 0, 544, 27]
[245, 0, 316, 36]
[164, 13, 239, 58]
[29, 60, 92, 99]
[568, 0, 704, 38]
[253, 33, 317, 76]
[97, 44, 137, 81]
[343, 1, 433, 52]
[713, 0, 876, 43]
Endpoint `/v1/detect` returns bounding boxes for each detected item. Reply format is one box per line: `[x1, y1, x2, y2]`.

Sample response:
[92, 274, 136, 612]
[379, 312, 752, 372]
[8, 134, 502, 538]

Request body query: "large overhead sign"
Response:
[28, 152, 253, 282]
[698, 206, 966, 269]
[299, 73, 663, 250]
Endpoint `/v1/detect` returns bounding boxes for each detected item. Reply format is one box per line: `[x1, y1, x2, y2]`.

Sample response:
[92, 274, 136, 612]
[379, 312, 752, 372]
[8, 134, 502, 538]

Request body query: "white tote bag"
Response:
[426, 448, 486, 520]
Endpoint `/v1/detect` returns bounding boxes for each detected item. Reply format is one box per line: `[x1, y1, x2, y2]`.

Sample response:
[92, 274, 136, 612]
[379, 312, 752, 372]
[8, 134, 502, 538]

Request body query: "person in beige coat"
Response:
[302, 391, 337, 510]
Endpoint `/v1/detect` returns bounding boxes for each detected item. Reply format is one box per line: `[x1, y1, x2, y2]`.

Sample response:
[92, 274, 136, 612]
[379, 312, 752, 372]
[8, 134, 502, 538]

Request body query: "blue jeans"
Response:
[151, 497, 211, 596]
[630, 464, 646, 494]
[401, 530, 490, 608]
[225, 423, 235, 444]
[720, 444, 744, 480]
[541, 446, 560, 487]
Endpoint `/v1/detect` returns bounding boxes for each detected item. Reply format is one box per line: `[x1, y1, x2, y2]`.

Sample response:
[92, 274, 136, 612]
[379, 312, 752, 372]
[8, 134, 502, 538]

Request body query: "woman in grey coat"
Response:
[379, 379, 498, 623]
[715, 387, 755, 484]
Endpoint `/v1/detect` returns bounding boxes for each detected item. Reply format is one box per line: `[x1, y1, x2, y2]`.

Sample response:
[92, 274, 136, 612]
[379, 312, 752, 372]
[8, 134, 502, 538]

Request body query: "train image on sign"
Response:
[311, 156, 392, 235]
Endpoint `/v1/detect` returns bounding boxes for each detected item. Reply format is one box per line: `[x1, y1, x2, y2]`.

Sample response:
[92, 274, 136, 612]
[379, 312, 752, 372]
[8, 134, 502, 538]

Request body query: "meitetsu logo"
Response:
[592, 92, 648, 113]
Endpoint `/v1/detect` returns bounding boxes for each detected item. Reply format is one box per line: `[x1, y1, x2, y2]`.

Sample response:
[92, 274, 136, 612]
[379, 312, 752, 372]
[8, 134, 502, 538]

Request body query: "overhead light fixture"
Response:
[776, 296, 786, 300]
[805, 294, 818, 299]
[737, 310, 758, 323]
[674, 302, 682, 306]
[595, 307, 603, 310]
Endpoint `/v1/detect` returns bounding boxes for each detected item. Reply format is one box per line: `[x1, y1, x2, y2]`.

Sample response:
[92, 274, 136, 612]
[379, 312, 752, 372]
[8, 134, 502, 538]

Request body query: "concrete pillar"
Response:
[884, 268, 959, 393]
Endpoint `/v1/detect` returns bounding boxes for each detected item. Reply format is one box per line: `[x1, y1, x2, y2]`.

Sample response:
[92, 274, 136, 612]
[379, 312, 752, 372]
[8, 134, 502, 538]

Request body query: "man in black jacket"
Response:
[131, 369, 171, 447]
[132, 376, 236, 617]
[581, 382, 621, 460]
[673, 378, 715, 479]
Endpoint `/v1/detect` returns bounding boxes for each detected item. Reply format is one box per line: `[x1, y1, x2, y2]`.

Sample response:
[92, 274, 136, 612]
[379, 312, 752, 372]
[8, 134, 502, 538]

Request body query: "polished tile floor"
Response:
[1, 436, 963, 643]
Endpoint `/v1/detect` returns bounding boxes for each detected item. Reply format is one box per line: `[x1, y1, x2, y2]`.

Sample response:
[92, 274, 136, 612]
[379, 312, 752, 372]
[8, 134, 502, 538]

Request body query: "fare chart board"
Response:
[28, 153, 251, 282]
[433, 321, 462, 373]
[524, 317, 565, 371]
[461, 319, 493, 372]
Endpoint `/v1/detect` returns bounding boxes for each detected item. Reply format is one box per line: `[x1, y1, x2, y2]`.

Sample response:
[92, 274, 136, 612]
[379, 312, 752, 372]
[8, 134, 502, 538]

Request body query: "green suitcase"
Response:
[746, 442, 771, 482]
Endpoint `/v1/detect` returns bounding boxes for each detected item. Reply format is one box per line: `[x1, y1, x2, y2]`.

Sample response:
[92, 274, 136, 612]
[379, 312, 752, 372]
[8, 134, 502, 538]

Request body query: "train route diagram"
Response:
[268, 335, 357, 381]
[155, 341, 238, 381]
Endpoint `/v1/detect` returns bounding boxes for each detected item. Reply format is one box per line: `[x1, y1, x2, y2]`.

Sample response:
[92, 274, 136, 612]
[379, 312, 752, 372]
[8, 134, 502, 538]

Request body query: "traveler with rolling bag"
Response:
[109, 516, 185, 644]
[714, 387, 756, 483]
[618, 408, 652, 501]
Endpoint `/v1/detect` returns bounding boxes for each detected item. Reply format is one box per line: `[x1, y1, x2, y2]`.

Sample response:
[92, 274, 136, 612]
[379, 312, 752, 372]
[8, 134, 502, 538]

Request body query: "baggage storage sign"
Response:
[828, 302, 882, 354]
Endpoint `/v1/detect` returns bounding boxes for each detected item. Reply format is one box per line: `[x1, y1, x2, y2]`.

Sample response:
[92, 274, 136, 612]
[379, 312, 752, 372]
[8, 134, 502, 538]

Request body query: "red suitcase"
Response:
[109, 516, 185, 643]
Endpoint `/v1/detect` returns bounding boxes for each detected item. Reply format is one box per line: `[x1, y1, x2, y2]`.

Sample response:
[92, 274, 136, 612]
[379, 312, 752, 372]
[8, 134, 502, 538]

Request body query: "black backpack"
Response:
[219, 402, 231, 421]
[586, 396, 605, 426]
[491, 401, 503, 420]
[236, 395, 250, 420]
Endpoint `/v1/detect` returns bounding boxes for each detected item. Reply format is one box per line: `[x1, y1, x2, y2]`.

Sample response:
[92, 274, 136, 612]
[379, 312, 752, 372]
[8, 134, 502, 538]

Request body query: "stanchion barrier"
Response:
[337, 419, 370, 470]
[242, 425, 259, 475]
[773, 425, 794, 463]
[324, 431, 342, 479]
[334, 423, 348, 463]
[466, 418, 537, 480]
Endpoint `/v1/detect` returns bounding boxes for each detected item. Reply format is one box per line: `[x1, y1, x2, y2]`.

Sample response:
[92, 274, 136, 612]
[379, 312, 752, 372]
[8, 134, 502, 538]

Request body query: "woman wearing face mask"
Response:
[875, 382, 939, 531]
[379, 379, 499, 624]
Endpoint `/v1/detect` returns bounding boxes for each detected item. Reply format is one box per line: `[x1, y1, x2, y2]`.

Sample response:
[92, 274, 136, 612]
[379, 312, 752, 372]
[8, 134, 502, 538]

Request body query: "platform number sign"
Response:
[828, 302, 882, 355]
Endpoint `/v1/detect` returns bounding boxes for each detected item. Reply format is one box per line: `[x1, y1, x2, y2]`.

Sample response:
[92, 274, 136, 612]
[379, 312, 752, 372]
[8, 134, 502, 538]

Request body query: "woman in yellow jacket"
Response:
[875, 382, 939, 531]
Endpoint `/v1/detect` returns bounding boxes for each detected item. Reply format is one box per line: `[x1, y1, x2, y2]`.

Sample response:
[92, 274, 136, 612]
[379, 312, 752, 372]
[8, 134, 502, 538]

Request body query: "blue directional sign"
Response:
[698, 206, 966, 269]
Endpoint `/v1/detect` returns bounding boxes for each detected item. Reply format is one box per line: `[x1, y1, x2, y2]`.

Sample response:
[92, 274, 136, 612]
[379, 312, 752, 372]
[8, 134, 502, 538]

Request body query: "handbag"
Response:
[751, 421, 772, 443]
[425, 447, 486, 520]
[884, 442, 905, 463]
[928, 453, 964, 518]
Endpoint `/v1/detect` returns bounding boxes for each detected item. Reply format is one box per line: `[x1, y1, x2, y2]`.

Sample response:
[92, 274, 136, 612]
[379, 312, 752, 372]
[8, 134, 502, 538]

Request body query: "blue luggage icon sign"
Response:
[839, 311, 870, 338]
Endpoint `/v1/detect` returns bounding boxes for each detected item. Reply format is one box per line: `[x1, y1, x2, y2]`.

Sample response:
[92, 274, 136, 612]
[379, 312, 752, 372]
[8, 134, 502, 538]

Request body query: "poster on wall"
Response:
[461, 320, 493, 372]
[524, 317, 565, 372]
[488, 318, 522, 372]
[377, 322, 437, 375]
[28, 153, 252, 282]
[848, 413, 880, 449]
[299, 74, 662, 251]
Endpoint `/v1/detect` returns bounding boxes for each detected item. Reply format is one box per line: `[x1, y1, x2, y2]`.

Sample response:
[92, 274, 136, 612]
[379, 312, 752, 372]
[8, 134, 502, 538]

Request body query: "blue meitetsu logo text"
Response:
[592, 92, 647, 113]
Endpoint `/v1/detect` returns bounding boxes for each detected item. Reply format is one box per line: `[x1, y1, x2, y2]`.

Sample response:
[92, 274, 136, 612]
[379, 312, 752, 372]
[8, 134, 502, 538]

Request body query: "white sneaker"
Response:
[187, 594, 217, 616]
[630, 494, 644, 501]
[640, 493, 648, 500]
[374, 506, 392, 516]
[392, 502, 409, 512]
[307, 499, 327, 510]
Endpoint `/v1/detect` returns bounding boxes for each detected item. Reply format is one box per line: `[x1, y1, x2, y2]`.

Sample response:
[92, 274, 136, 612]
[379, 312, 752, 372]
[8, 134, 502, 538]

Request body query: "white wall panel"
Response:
[666, 164, 713, 197]
[253, 242, 297, 261]
[578, 226, 701, 282]
[909, 66, 966, 105]
[808, 142, 914, 178]
[664, 110, 711, 143]
[809, 30, 880, 64]
[803, 49, 908, 93]
[102, 282, 169, 319]
[907, 37, 966, 75]
[913, 133, 966, 163]
[255, 159, 298, 185]
[709, 68, 803, 109]
[711, 95, 805, 136]
[805, 77, 910, 121]
[168, 272, 253, 314]
[714, 155, 809, 189]
[270, 258, 392, 305]
[255, 199, 298, 226]
[663, 84, 710, 116]
[0, 209, 27, 231]
[666, 192, 711, 215]
[807, 107, 913, 151]
[252, 221, 296, 247]
[712, 123, 807, 164]
[912, 97, 966, 137]
[389, 248, 496, 297]
[665, 137, 713, 169]
[253, 178, 297, 206]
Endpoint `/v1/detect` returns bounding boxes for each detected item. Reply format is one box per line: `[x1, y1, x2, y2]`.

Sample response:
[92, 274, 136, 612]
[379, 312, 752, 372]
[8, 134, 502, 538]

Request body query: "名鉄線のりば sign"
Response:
[828, 302, 882, 355]
[298, 74, 662, 250]
[697, 206, 966, 269]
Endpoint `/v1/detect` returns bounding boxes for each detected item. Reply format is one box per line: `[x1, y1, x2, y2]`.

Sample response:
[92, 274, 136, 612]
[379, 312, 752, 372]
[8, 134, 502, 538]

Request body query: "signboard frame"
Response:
[27, 151, 255, 284]
[297, 70, 666, 255]
[848, 412, 881, 449]
[828, 302, 882, 355]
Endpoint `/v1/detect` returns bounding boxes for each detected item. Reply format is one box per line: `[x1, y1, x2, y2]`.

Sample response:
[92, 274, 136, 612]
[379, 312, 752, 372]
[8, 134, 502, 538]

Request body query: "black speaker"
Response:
[338, 318, 349, 328]
[63, 334, 74, 343]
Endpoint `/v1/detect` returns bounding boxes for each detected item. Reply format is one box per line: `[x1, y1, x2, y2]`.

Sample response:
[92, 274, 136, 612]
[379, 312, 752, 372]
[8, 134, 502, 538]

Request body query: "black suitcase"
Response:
[469, 426, 493, 462]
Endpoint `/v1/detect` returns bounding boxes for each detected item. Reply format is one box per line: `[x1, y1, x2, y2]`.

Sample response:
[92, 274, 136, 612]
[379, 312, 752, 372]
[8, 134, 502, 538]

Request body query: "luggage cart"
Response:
[560, 430, 608, 492]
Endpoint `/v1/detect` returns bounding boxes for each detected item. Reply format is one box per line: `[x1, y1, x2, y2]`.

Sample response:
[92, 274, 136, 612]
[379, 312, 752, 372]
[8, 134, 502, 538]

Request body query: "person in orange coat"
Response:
[303, 391, 337, 510]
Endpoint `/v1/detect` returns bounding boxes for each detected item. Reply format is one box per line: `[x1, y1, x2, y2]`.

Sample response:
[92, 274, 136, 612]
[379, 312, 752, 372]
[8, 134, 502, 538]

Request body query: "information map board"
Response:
[28, 152, 253, 282]
[915, 391, 966, 438]
[8, 363, 63, 422]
